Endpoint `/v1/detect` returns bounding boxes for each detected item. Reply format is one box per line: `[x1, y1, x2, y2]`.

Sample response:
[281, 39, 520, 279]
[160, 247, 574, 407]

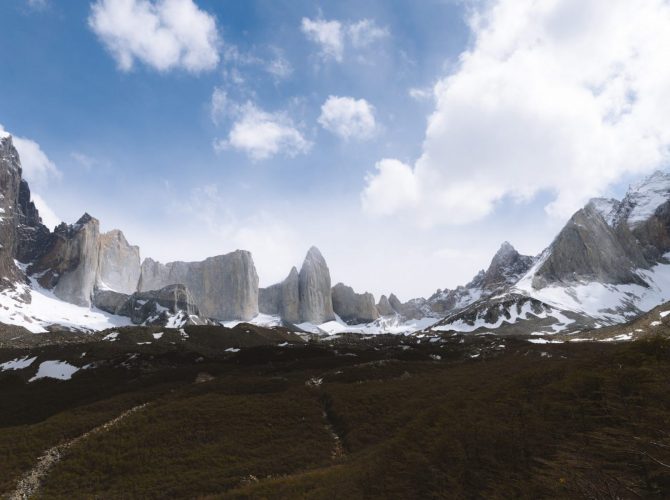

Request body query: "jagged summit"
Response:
[482, 241, 534, 291]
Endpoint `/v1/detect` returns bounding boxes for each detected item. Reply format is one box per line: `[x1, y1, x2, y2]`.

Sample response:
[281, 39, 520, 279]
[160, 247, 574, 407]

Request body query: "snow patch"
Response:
[0, 356, 37, 371]
[29, 360, 81, 382]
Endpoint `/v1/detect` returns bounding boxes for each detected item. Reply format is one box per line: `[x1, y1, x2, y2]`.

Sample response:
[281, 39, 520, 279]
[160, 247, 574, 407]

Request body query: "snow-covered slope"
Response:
[0, 279, 131, 334]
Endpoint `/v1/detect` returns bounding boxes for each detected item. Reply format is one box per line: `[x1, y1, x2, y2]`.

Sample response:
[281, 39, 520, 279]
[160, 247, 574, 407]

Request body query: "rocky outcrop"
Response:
[119, 284, 200, 325]
[138, 250, 259, 321]
[95, 284, 201, 326]
[331, 283, 379, 324]
[299, 247, 335, 324]
[97, 230, 141, 294]
[377, 295, 396, 316]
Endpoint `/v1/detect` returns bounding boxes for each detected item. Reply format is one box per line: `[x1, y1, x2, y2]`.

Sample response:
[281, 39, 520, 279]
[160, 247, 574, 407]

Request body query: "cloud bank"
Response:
[363, 0, 670, 225]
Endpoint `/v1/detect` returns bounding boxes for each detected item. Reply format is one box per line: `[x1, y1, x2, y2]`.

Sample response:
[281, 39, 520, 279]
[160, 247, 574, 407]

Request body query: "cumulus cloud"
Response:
[89, 0, 220, 73]
[301, 17, 388, 62]
[214, 102, 311, 161]
[362, 0, 670, 225]
[361, 159, 419, 216]
[301, 18, 344, 62]
[318, 96, 377, 140]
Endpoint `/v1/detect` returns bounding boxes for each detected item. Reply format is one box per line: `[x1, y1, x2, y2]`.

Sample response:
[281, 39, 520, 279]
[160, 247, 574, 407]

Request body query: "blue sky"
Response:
[2, 0, 670, 299]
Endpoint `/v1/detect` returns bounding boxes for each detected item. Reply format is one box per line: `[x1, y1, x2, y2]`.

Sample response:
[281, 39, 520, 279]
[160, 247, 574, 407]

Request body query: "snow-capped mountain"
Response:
[5, 126, 670, 338]
[429, 170, 670, 335]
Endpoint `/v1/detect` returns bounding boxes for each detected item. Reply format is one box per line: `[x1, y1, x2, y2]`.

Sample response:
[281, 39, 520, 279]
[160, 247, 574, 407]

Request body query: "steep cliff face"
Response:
[298, 247, 335, 324]
[259, 267, 301, 324]
[97, 229, 141, 294]
[331, 283, 379, 324]
[533, 202, 649, 288]
[45, 214, 101, 307]
[0, 135, 26, 285]
[138, 250, 259, 321]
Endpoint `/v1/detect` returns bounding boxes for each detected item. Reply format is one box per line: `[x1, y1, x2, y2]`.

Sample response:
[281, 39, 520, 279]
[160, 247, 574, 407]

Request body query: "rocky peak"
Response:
[482, 242, 534, 291]
[299, 246, 335, 324]
[377, 294, 397, 316]
[616, 170, 670, 229]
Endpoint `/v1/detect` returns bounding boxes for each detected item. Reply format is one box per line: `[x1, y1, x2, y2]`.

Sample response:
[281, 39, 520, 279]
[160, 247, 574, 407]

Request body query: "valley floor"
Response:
[1, 325, 670, 498]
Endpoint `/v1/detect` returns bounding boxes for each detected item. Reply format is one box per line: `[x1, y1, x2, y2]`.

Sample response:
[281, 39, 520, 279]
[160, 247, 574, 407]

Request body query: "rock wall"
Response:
[138, 250, 259, 321]
[97, 229, 141, 294]
[331, 283, 379, 324]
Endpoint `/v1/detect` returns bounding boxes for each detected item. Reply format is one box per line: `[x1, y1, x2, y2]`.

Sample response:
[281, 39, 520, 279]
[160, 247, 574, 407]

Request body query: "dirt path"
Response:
[8, 403, 149, 500]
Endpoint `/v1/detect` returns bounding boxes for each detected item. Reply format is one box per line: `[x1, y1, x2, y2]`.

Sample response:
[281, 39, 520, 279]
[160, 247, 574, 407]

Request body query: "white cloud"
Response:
[361, 159, 419, 216]
[88, 0, 220, 73]
[347, 19, 389, 48]
[301, 17, 388, 62]
[363, 0, 670, 225]
[31, 193, 62, 229]
[214, 102, 311, 161]
[301, 18, 344, 62]
[0, 124, 61, 186]
[318, 96, 377, 140]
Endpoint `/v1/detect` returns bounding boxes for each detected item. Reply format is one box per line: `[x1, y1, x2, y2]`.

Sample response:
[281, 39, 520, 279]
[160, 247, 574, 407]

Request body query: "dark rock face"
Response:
[482, 242, 534, 291]
[138, 250, 259, 321]
[298, 247, 335, 324]
[16, 180, 51, 264]
[331, 283, 379, 324]
[0, 136, 30, 285]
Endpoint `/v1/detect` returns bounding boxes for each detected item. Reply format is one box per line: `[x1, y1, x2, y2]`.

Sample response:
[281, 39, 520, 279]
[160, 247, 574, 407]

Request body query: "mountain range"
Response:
[3, 131, 670, 338]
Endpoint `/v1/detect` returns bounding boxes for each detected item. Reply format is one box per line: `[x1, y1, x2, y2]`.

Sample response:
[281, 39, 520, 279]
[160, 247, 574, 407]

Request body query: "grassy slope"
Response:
[1, 330, 670, 498]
